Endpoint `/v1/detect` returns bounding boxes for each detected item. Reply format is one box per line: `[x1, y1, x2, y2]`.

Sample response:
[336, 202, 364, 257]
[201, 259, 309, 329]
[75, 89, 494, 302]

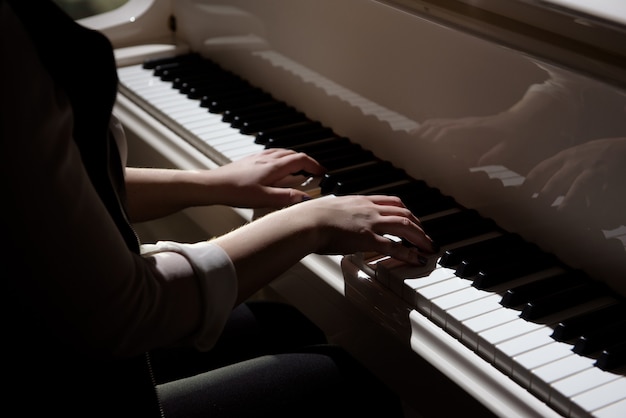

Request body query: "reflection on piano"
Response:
[83, 0, 626, 416]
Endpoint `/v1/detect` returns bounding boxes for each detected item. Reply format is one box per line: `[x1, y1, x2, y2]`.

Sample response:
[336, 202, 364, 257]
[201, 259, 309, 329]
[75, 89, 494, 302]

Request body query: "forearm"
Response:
[125, 167, 215, 222]
[212, 205, 319, 304]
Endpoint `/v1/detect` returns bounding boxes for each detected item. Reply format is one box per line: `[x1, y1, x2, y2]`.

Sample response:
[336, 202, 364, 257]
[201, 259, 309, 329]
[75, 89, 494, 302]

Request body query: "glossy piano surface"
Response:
[82, 0, 626, 416]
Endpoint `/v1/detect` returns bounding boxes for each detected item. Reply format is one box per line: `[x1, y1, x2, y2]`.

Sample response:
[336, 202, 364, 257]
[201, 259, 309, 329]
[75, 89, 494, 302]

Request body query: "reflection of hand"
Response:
[413, 112, 523, 167]
[524, 137, 626, 218]
[413, 84, 581, 174]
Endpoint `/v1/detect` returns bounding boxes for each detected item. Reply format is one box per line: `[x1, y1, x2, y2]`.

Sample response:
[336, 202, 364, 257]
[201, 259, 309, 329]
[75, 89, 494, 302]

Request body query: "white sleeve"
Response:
[141, 241, 238, 351]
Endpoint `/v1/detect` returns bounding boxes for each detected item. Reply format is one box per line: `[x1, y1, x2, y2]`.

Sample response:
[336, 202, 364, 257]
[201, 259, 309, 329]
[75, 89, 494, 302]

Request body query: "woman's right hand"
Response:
[213, 193, 436, 303]
[301, 194, 436, 265]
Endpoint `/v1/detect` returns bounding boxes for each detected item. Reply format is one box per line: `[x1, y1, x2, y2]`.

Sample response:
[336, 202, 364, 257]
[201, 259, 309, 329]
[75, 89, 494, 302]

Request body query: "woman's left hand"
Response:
[206, 148, 326, 208]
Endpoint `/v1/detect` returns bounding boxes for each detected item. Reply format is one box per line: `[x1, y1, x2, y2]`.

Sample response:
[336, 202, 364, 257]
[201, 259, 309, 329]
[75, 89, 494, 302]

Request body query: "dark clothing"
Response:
[2, 1, 402, 416]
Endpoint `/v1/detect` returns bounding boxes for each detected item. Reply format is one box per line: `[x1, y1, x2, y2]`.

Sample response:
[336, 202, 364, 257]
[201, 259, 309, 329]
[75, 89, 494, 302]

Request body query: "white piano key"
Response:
[477, 317, 543, 361]
[185, 117, 226, 131]
[461, 305, 521, 350]
[403, 266, 456, 305]
[511, 341, 573, 388]
[444, 293, 501, 338]
[570, 377, 626, 418]
[530, 354, 595, 402]
[193, 122, 239, 138]
[415, 276, 472, 315]
[495, 326, 554, 374]
[429, 285, 491, 326]
[226, 143, 266, 160]
[377, 258, 443, 296]
[592, 398, 626, 418]
[549, 365, 622, 415]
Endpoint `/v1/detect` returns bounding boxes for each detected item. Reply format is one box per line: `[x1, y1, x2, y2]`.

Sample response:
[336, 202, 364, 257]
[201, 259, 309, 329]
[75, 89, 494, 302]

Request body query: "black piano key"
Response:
[183, 72, 250, 94]
[157, 64, 215, 82]
[263, 128, 335, 148]
[187, 81, 251, 99]
[142, 53, 201, 69]
[421, 210, 496, 247]
[289, 137, 356, 157]
[318, 162, 395, 195]
[385, 183, 458, 218]
[501, 270, 588, 308]
[173, 72, 223, 89]
[596, 341, 626, 371]
[333, 168, 409, 195]
[573, 318, 626, 356]
[440, 234, 523, 268]
[552, 302, 626, 341]
[520, 281, 608, 321]
[409, 195, 458, 218]
[203, 91, 274, 113]
[255, 121, 324, 145]
[223, 102, 293, 123]
[471, 251, 557, 289]
[317, 149, 379, 171]
[238, 113, 310, 134]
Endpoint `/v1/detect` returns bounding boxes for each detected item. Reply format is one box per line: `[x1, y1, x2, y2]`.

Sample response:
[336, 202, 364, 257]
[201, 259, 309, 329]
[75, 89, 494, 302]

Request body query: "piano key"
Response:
[255, 121, 326, 144]
[318, 161, 393, 194]
[439, 233, 521, 268]
[552, 302, 626, 342]
[461, 305, 522, 350]
[520, 281, 609, 320]
[511, 341, 574, 388]
[402, 266, 458, 304]
[421, 209, 497, 247]
[265, 127, 336, 148]
[596, 341, 626, 371]
[570, 377, 626, 418]
[312, 150, 377, 171]
[471, 251, 558, 289]
[230, 106, 302, 128]
[501, 270, 589, 308]
[592, 397, 626, 418]
[477, 317, 544, 361]
[415, 275, 473, 315]
[573, 318, 626, 356]
[238, 113, 310, 134]
[494, 326, 555, 373]
[142, 53, 202, 69]
[530, 353, 595, 402]
[550, 366, 623, 416]
[444, 293, 502, 339]
[202, 91, 274, 113]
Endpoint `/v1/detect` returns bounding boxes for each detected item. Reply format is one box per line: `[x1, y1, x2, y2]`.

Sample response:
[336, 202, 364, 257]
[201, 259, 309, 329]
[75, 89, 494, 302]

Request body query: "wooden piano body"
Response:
[82, 0, 626, 416]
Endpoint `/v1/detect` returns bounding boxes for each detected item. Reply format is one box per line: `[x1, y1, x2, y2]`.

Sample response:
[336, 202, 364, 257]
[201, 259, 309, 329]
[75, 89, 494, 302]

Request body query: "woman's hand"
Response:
[304, 195, 435, 263]
[207, 148, 325, 208]
[125, 149, 325, 222]
[213, 194, 436, 303]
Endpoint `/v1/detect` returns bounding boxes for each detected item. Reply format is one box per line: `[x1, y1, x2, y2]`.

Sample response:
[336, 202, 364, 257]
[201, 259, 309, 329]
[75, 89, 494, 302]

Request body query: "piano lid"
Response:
[380, 0, 626, 89]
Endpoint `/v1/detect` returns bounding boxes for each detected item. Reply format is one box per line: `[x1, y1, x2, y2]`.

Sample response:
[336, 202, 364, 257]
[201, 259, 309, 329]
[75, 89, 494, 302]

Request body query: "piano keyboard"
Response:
[117, 53, 626, 418]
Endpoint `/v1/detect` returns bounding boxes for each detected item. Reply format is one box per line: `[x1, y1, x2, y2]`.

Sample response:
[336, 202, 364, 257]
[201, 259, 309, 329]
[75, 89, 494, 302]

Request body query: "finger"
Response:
[261, 186, 312, 208]
[371, 234, 430, 266]
[276, 151, 326, 176]
[374, 215, 436, 253]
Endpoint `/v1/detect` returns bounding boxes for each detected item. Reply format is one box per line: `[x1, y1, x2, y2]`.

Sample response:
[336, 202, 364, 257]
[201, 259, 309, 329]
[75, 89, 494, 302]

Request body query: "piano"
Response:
[79, 0, 626, 416]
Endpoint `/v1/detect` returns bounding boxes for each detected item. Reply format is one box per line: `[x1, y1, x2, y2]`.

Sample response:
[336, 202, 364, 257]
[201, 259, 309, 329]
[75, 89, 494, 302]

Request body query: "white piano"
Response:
[80, 0, 626, 416]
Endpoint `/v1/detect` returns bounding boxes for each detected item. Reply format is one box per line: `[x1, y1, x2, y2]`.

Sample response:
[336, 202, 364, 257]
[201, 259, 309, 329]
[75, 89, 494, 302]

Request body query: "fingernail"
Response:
[301, 194, 312, 201]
